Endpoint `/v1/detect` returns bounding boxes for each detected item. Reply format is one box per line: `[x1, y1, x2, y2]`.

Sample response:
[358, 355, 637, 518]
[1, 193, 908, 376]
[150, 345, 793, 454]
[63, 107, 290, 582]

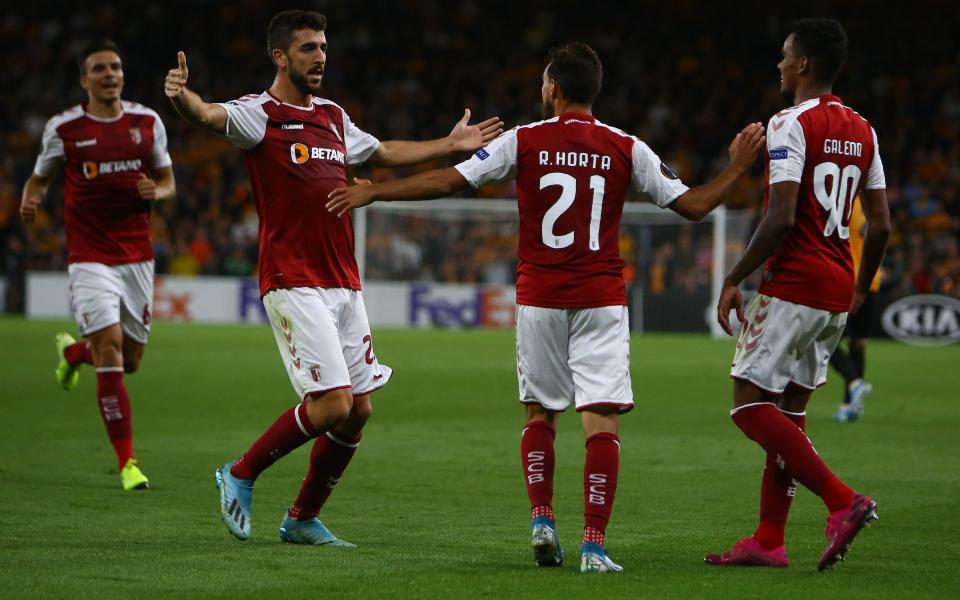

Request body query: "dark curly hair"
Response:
[546, 42, 603, 105]
[790, 18, 848, 85]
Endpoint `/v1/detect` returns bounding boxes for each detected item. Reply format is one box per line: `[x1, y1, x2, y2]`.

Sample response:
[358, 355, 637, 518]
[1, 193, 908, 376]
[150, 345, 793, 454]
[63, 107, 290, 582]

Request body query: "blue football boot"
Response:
[580, 542, 623, 573]
[531, 516, 564, 566]
[215, 461, 253, 541]
[279, 511, 356, 547]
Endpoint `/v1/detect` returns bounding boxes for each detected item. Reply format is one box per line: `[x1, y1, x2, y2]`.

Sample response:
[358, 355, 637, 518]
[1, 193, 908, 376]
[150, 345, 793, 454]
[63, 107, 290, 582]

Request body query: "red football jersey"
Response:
[220, 92, 380, 296]
[33, 101, 172, 264]
[455, 112, 688, 308]
[759, 95, 886, 312]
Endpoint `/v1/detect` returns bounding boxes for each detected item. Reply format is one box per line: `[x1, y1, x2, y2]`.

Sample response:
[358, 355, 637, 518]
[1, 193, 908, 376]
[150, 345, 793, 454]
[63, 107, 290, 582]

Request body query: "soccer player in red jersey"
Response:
[21, 39, 176, 491]
[164, 10, 502, 545]
[327, 42, 764, 572]
[706, 19, 890, 570]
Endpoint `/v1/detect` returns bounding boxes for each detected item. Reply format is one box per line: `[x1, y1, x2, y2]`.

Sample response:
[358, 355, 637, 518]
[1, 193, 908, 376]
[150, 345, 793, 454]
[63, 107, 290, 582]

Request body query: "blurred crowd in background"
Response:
[1, 0, 958, 313]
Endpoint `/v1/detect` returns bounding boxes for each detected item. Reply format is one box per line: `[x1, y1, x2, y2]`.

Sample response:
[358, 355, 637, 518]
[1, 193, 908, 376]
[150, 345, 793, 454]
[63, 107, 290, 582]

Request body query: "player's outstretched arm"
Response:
[19, 175, 52, 224]
[670, 123, 765, 221]
[850, 188, 891, 314]
[367, 109, 503, 167]
[164, 51, 227, 134]
[326, 167, 469, 217]
[716, 180, 799, 335]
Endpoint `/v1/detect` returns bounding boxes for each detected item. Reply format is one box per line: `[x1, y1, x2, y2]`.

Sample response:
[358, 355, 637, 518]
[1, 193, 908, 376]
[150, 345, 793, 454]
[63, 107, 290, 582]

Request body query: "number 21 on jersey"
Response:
[813, 161, 861, 239]
[539, 172, 606, 251]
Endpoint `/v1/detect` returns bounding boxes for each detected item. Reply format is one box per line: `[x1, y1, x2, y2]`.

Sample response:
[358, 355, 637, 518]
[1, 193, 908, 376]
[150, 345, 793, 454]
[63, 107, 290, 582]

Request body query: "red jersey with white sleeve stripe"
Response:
[758, 94, 886, 312]
[455, 112, 688, 308]
[219, 92, 380, 296]
[33, 101, 172, 264]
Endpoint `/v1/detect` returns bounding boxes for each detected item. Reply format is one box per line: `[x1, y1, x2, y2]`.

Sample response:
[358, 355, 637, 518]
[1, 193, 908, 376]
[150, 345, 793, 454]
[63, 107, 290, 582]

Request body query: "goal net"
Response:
[355, 199, 754, 336]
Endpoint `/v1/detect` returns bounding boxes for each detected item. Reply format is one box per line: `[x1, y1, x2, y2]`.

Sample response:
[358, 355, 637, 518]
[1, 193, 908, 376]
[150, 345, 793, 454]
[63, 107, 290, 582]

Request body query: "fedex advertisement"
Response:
[25, 273, 515, 329]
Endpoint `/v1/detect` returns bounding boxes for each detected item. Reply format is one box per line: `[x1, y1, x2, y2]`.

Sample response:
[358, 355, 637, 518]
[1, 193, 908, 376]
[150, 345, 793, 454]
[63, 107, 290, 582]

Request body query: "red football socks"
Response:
[521, 420, 556, 511]
[584, 432, 619, 534]
[733, 403, 853, 514]
[231, 402, 318, 481]
[532, 505, 555, 521]
[65, 341, 93, 366]
[289, 430, 361, 520]
[583, 526, 605, 546]
[95, 368, 134, 470]
[753, 410, 806, 549]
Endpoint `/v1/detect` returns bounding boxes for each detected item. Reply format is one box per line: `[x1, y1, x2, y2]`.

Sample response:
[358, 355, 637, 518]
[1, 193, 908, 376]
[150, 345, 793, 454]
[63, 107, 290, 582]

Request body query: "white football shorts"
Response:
[68, 260, 154, 344]
[515, 304, 633, 413]
[731, 293, 847, 393]
[262, 287, 392, 401]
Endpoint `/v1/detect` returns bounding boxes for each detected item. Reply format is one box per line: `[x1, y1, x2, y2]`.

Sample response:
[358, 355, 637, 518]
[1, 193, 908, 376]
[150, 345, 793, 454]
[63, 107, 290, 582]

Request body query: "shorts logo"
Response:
[142, 304, 151, 325]
[769, 147, 788, 160]
[289, 142, 345, 164]
[129, 128, 142, 144]
[309, 365, 322, 383]
[474, 148, 489, 160]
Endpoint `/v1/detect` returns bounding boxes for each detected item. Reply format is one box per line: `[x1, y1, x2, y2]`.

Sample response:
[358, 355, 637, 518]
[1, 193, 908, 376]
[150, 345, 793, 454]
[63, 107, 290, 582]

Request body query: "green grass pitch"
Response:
[0, 317, 958, 599]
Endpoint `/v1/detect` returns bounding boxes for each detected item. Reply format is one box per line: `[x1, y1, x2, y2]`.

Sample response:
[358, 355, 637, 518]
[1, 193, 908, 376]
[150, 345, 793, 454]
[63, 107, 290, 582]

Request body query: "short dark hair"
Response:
[77, 39, 120, 75]
[790, 18, 848, 84]
[546, 42, 603, 105]
[267, 10, 327, 58]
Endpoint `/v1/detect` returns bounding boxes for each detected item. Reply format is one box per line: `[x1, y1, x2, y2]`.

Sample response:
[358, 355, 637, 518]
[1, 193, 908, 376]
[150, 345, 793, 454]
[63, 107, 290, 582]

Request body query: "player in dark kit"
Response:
[708, 19, 890, 570]
[21, 39, 176, 491]
[164, 10, 502, 545]
[327, 42, 764, 573]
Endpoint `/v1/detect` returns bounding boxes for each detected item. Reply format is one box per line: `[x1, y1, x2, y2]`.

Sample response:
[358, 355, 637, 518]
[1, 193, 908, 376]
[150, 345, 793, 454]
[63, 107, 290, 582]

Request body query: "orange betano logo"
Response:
[83, 161, 98, 179]
[290, 143, 310, 164]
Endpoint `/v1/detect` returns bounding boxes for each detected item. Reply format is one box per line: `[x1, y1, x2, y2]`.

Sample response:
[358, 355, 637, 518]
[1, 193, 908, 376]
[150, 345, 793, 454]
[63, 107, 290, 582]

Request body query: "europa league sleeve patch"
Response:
[659, 161, 679, 180]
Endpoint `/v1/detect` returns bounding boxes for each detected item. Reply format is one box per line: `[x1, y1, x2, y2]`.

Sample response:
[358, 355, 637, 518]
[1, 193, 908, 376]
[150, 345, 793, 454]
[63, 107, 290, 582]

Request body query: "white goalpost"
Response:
[354, 199, 752, 337]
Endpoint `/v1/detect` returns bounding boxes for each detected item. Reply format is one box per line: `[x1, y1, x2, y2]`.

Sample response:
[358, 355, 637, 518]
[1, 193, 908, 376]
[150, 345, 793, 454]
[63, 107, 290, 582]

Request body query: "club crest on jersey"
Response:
[769, 147, 788, 160]
[82, 158, 143, 179]
[129, 128, 142, 144]
[659, 162, 679, 180]
[474, 148, 490, 160]
[289, 142, 345, 165]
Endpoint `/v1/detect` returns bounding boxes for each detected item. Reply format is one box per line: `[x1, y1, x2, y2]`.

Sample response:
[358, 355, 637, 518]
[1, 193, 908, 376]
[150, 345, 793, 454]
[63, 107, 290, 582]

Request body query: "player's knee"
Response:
[350, 396, 373, 425]
[309, 388, 354, 426]
[850, 338, 867, 352]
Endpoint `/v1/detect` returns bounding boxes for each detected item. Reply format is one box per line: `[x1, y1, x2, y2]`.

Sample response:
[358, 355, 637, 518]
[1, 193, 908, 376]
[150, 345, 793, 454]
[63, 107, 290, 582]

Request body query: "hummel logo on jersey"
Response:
[474, 148, 490, 160]
[282, 123, 305, 130]
[289, 143, 345, 165]
[76, 138, 97, 148]
[769, 147, 788, 160]
[82, 159, 143, 179]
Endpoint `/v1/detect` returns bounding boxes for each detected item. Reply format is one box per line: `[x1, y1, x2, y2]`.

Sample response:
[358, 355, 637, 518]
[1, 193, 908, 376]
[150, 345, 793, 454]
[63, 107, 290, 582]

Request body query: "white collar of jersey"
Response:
[266, 90, 317, 112]
[84, 109, 125, 123]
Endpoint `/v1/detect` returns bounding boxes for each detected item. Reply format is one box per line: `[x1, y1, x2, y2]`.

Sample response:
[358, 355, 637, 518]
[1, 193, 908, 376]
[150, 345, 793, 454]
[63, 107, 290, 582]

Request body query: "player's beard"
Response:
[290, 68, 322, 96]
